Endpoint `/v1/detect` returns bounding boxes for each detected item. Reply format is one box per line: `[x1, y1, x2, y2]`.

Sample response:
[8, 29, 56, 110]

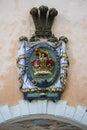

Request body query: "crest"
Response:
[17, 5, 69, 102]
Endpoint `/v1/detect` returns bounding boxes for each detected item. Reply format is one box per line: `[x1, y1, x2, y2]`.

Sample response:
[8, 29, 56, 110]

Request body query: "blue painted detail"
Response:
[41, 88, 46, 92]
[25, 42, 60, 88]
[29, 77, 33, 81]
[24, 93, 28, 100]
[23, 92, 62, 101]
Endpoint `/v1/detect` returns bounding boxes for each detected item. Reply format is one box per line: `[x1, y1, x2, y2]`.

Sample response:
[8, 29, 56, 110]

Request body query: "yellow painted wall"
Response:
[0, 0, 87, 107]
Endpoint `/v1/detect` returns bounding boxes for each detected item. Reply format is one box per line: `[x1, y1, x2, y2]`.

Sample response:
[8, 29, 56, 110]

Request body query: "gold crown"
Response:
[31, 48, 54, 77]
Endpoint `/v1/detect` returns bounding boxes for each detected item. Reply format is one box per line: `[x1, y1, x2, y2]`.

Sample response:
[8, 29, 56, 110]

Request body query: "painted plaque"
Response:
[17, 5, 69, 101]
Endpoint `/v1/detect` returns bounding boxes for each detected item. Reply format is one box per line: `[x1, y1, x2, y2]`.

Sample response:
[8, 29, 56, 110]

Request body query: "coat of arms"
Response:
[17, 5, 69, 101]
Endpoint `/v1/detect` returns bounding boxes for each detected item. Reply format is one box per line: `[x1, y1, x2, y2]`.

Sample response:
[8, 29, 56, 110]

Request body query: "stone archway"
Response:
[0, 118, 82, 130]
[0, 100, 87, 129]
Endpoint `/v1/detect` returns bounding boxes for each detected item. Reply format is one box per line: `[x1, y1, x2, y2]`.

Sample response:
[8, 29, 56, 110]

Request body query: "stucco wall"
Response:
[0, 0, 87, 107]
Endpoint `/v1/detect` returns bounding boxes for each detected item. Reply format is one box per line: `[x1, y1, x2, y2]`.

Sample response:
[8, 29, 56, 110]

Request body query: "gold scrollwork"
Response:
[17, 54, 26, 87]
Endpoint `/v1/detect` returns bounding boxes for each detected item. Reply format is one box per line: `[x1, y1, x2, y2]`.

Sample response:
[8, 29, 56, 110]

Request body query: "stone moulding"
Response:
[0, 100, 87, 130]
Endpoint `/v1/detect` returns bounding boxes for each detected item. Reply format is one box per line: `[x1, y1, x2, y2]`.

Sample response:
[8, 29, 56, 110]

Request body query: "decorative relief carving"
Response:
[17, 5, 69, 101]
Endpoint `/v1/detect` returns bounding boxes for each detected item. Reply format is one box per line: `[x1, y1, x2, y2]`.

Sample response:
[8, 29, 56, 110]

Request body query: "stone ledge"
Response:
[81, 112, 87, 125]
[64, 105, 75, 118]
[10, 105, 21, 118]
[55, 100, 67, 116]
[0, 105, 12, 121]
[73, 105, 87, 121]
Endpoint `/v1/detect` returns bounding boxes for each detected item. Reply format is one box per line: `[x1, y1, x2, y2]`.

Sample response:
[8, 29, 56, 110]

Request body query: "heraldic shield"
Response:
[17, 5, 69, 101]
